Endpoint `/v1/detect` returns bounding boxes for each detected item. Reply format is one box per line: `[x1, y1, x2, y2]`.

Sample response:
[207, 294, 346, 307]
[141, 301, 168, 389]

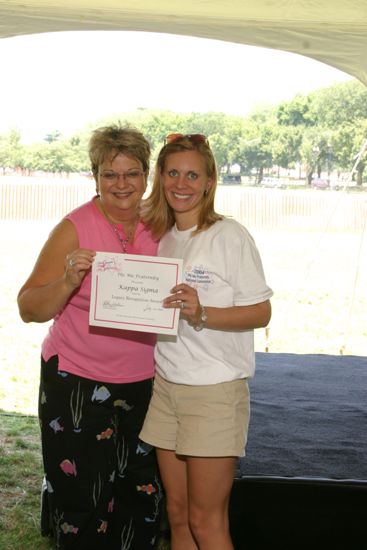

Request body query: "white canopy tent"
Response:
[1, 0, 367, 86]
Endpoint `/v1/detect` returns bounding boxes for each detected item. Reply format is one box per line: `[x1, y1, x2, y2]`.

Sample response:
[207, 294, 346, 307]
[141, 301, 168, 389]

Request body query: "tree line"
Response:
[1, 80, 366, 184]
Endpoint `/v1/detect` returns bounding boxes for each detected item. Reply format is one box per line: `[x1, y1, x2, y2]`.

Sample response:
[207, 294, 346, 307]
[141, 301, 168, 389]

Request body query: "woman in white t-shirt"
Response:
[140, 133, 272, 550]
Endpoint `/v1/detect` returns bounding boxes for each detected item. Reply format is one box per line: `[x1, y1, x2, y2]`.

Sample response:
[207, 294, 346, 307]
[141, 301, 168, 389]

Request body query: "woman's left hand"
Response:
[163, 283, 201, 325]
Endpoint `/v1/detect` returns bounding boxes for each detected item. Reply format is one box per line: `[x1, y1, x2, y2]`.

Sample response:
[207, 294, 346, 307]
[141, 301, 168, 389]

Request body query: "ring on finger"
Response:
[180, 301, 185, 310]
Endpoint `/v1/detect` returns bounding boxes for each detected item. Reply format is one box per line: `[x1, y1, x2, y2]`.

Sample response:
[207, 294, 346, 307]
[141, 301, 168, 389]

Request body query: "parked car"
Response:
[311, 178, 329, 189]
[222, 174, 242, 184]
[261, 177, 287, 189]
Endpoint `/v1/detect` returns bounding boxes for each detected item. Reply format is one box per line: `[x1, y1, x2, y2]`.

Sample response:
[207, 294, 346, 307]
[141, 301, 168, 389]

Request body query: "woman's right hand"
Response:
[64, 249, 96, 289]
[18, 219, 95, 323]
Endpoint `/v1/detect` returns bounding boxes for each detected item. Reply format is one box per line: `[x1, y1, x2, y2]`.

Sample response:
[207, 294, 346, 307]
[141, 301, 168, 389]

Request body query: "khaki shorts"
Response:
[140, 373, 250, 457]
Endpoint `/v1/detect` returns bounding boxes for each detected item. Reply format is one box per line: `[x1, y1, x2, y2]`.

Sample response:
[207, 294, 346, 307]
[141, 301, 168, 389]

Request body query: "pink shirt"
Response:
[42, 197, 158, 383]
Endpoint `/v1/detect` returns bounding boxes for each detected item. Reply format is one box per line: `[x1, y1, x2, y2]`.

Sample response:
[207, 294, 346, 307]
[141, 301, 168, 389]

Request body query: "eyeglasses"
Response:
[165, 133, 208, 145]
[98, 170, 145, 184]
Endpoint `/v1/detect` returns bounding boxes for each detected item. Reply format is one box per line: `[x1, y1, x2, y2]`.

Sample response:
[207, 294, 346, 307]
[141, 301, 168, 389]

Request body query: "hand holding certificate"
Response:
[89, 252, 183, 335]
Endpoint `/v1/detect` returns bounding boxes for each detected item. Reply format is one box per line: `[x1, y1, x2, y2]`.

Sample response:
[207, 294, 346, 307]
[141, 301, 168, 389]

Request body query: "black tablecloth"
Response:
[238, 353, 367, 480]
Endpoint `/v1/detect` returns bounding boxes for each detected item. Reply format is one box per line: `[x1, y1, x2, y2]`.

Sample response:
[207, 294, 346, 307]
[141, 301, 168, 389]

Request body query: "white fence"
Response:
[0, 176, 95, 221]
[215, 186, 367, 232]
[1, 176, 366, 232]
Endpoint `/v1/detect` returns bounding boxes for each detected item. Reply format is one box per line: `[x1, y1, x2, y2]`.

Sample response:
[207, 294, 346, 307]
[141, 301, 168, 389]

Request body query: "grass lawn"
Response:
[0, 412, 170, 550]
[1, 220, 366, 548]
[0, 413, 53, 550]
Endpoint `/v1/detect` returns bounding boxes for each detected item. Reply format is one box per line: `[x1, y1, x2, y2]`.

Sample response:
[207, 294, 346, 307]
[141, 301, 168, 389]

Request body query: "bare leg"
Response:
[186, 456, 237, 550]
[156, 448, 198, 550]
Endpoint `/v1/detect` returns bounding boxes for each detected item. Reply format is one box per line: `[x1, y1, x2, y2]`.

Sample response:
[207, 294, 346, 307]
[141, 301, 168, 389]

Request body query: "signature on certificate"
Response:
[103, 300, 125, 310]
[143, 305, 163, 313]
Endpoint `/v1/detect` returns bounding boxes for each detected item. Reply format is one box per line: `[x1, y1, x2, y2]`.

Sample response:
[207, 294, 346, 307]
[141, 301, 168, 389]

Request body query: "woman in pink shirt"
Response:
[18, 124, 162, 550]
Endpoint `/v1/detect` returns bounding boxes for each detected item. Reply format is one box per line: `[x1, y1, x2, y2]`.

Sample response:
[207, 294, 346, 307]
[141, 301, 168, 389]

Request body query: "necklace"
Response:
[98, 200, 138, 253]
[110, 224, 134, 253]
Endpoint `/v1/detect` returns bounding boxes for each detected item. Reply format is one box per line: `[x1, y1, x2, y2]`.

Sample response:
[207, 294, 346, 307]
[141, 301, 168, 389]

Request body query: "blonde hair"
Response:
[142, 137, 222, 239]
[88, 124, 151, 181]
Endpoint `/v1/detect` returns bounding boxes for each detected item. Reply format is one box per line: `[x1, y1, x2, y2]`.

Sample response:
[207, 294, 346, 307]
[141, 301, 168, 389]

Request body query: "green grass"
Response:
[0, 412, 53, 550]
[0, 412, 170, 550]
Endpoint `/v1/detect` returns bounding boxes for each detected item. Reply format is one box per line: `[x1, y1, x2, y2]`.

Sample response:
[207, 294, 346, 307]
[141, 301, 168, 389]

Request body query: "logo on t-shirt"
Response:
[184, 264, 214, 290]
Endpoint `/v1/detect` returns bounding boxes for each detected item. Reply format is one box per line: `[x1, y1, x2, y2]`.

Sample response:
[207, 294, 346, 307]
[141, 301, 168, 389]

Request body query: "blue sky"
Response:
[0, 31, 352, 143]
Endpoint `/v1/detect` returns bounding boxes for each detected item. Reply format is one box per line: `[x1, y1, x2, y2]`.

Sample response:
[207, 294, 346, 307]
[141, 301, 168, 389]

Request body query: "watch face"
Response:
[194, 306, 207, 331]
[201, 307, 208, 323]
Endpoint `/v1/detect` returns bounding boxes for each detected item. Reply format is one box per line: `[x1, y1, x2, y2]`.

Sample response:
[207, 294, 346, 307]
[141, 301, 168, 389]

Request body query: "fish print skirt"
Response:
[39, 354, 163, 550]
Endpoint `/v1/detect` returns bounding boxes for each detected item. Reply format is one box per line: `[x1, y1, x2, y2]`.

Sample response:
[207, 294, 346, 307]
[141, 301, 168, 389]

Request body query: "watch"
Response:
[194, 305, 208, 331]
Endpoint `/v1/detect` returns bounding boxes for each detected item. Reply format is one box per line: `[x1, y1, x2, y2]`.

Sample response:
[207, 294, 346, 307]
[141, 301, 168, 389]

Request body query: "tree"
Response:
[1, 80, 367, 185]
[237, 113, 275, 182]
[272, 125, 303, 173]
[0, 129, 25, 172]
[350, 121, 367, 185]
[300, 130, 322, 185]
[277, 94, 315, 127]
[44, 130, 61, 143]
[309, 80, 367, 128]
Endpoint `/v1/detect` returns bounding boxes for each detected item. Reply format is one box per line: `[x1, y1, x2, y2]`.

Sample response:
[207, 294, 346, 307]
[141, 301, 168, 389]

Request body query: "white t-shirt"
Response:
[155, 218, 273, 385]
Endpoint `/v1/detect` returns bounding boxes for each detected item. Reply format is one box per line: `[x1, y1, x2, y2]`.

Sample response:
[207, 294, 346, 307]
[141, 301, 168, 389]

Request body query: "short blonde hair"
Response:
[88, 124, 151, 181]
[142, 136, 222, 239]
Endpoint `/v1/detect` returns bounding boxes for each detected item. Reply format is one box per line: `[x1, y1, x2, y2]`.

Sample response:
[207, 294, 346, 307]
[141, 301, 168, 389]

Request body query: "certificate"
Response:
[89, 252, 183, 335]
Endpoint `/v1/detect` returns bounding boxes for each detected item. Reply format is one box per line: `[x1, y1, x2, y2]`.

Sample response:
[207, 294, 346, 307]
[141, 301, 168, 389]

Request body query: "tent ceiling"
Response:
[1, 1, 367, 85]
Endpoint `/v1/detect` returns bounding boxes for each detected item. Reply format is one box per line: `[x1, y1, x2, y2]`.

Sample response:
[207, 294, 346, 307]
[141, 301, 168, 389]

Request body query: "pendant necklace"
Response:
[110, 224, 133, 253]
[99, 200, 138, 253]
